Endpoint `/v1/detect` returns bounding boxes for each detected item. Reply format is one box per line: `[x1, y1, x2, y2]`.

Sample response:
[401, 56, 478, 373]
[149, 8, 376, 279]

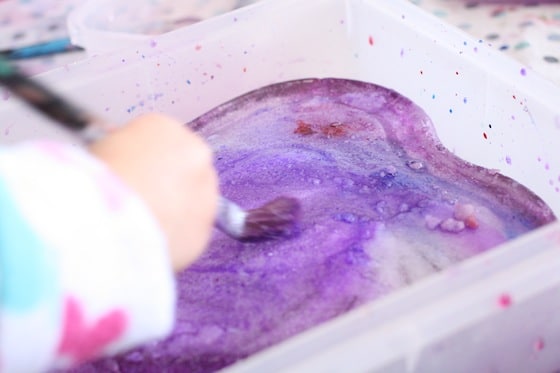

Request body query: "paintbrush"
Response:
[0, 57, 300, 241]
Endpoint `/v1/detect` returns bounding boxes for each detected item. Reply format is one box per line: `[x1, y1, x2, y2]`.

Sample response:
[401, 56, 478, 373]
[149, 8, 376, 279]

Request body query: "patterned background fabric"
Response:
[1, 1, 559, 81]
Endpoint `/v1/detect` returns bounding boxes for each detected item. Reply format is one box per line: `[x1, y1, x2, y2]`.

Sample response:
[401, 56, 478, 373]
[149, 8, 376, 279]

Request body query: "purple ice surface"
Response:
[74, 78, 555, 372]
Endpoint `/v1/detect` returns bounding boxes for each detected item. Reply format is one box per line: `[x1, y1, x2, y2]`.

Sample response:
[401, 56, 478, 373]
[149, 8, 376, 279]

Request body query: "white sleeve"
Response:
[0, 140, 176, 372]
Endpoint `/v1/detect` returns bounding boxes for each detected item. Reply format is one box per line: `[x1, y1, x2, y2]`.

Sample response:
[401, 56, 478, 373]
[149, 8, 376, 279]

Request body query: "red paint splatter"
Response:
[368, 35, 374, 46]
[195, 44, 202, 51]
[455, 71, 459, 75]
[497, 293, 512, 308]
[464, 216, 479, 229]
[491, 7, 506, 17]
[321, 122, 347, 138]
[512, 95, 517, 100]
[483, 132, 488, 139]
[294, 120, 315, 136]
[58, 297, 127, 364]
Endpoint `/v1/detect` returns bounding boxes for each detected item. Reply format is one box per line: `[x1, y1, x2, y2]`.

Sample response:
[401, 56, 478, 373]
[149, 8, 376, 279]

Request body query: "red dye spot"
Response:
[294, 120, 315, 136]
[368, 35, 374, 46]
[498, 293, 512, 308]
[195, 44, 202, 51]
[464, 215, 479, 229]
[321, 122, 347, 138]
[491, 7, 506, 17]
[455, 71, 459, 75]
[534, 337, 545, 352]
[512, 95, 517, 100]
[483, 132, 488, 139]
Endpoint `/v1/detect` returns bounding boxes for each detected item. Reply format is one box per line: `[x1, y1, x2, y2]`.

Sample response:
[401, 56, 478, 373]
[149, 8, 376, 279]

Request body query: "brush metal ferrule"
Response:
[216, 197, 247, 239]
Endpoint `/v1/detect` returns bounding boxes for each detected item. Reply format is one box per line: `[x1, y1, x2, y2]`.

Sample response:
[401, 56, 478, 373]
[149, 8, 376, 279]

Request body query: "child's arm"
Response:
[0, 114, 218, 372]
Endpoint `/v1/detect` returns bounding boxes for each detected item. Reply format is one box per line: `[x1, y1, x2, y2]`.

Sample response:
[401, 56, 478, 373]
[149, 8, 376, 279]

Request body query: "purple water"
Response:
[75, 78, 555, 372]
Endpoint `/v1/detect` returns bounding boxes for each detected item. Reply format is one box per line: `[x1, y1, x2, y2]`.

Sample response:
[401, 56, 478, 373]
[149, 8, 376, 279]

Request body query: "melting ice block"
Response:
[78, 78, 555, 372]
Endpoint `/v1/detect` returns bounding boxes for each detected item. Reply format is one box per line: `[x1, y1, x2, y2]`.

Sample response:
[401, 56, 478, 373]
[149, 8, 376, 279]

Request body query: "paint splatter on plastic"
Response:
[498, 293, 512, 308]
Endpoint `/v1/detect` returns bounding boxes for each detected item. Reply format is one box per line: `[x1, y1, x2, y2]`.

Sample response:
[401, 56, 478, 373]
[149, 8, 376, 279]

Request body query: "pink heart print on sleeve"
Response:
[57, 297, 127, 365]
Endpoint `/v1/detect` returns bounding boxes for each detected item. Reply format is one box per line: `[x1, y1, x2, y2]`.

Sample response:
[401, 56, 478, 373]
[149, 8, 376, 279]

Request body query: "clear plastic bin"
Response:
[1, 0, 560, 371]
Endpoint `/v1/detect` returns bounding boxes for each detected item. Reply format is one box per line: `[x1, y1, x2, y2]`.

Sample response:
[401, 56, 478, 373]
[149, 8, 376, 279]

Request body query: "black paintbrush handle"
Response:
[0, 60, 90, 131]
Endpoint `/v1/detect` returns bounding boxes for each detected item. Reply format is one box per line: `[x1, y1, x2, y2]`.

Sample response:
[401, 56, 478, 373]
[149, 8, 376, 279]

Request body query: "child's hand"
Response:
[89, 113, 219, 271]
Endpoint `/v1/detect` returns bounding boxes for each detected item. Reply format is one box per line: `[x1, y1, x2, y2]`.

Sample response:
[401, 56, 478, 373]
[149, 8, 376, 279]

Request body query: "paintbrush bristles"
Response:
[241, 196, 300, 240]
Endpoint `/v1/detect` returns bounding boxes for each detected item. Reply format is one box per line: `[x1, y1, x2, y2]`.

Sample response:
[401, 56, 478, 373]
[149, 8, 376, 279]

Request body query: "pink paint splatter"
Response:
[520, 68, 527, 76]
[57, 297, 127, 365]
[505, 156, 512, 165]
[368, 35, 374, 46]
[150, 40, 157, 48]
[534, 337, 545, 352]
[195, 44, 202, 51]
[497, 293, 512, 308]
